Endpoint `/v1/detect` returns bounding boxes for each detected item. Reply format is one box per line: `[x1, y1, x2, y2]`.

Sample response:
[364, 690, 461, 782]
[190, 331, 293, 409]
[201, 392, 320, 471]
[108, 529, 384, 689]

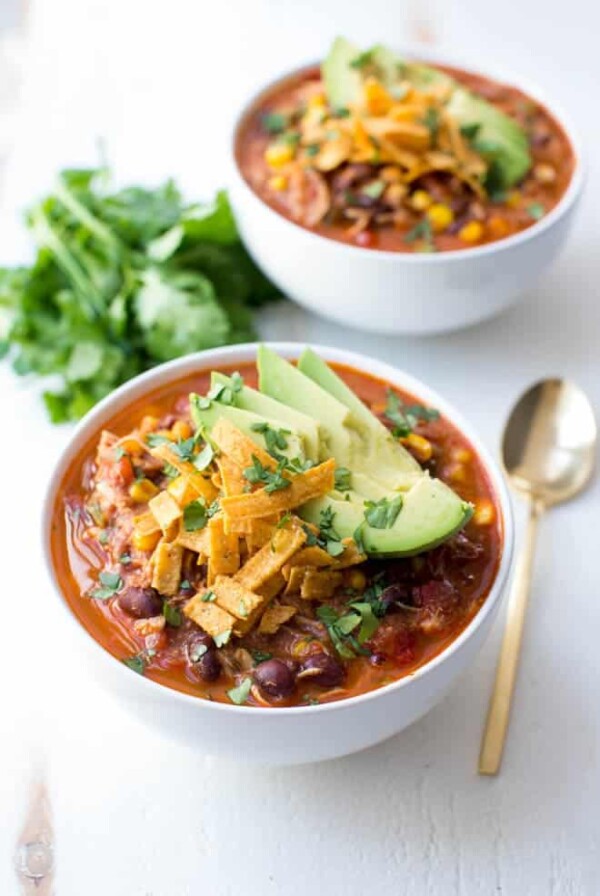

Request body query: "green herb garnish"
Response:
[316, 604, 376, 659]
[262, 112, 288, 134]
[122, 654, 146, 675]
[350, 49, 374, 69]
[404, 218, 434, 247]
[193, 442, 214, 471]
[119, 553, 131, 565]
[361, 180, 385, 200]
[305, 143, 321, 158]
[250, 421, 290, 457]
[91, 570, 123, 600]
[214, 629, 232, 647]
[201, 590, 216, 603]
[527, 202, 545, 220]
[422, 108, 439, 141]
[243, 455, 291, 493]
[460, 122, 481, 140]
[334, 466, 352, 492]
[163, 600, 182, 627]
[384, 389, 440, 437]
[251, 650, 273, 664]
[227, 677, 252, 705]
[364, 495, 403, 529]
[183, 499, 209, 531]
[0, 170, 279, 424]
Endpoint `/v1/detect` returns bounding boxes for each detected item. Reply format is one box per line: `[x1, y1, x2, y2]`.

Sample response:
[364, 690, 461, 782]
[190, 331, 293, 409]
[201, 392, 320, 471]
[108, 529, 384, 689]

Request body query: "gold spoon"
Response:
[478, 379, 597, 775]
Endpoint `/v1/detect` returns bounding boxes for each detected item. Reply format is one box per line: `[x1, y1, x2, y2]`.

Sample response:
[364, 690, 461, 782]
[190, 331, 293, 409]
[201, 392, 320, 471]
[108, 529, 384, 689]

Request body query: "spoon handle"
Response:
[478, 496, 543, 775]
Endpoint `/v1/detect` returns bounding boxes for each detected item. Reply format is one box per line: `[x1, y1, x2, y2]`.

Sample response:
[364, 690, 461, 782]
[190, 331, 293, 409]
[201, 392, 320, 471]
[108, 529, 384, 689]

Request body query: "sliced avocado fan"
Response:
[322, 36, 531, 189]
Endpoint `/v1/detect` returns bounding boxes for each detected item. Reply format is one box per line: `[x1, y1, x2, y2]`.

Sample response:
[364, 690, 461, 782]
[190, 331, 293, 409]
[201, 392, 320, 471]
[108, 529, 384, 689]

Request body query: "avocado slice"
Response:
[211, 371, 320, 461]
[190, 396, 308, 463]
[321, 37, 531, 187]
[257, 345, 360, 466]
[298, 348, 420, 478]
[302, 476, 473, 558]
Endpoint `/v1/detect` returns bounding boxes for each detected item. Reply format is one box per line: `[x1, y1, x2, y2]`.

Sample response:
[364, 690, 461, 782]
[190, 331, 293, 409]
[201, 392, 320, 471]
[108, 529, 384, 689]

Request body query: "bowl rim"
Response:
[42, 341, 514, 716]
[229, 46, 584, 263]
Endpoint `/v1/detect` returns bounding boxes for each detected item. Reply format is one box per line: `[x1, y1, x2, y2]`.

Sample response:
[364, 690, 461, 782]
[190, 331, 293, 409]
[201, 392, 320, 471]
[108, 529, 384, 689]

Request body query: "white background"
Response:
[1, 1, 599, 893]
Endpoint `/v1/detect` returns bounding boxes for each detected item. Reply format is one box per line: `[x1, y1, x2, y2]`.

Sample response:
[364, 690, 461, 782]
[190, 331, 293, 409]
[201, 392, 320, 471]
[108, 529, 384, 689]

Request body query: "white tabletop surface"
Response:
[2, 1, 599, 893]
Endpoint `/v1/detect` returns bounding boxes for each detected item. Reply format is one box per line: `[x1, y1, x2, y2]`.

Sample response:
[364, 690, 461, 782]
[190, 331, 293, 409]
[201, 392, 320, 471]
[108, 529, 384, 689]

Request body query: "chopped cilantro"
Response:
[114, 445, 128, 460]
[353, 523, 366, 555]
[183, 499, 209, 531]
[163, 600, 182, 627]
[119, 553, 131, 565]
[333, 106, 350, 118]
[350, 49, 374, 69]
[483, 160, 507, 200]
[334, 466, 352, 492]
[145, 433, 171, 448]
[286, 456, 315, 474]
[214, 629, 232, 647]
[262, 112, 288, 134]
[362, 180, 385, 200]
[305, 143, 320, 157]
[91, 570, 123, 600]
[98, 529, 110, 545]
[527, 202, 545, 221]
[189, 641, 208, 662]
[460, 122, 481, 140]
[250, 421, 290, 457]
[227, 677, 252, 705]
[316, 604, 374, 659]
[276, 513, 292, 529]
[180, 579, 191, 590]
[251, 649, 273, 664]
[171, 436, 197, 462]
[238, 599, 249, 618]
[201, 590, 216, 603]
[384, 388, 439, 437]
[404, 218, 434, 247]
[122, 655, 146, 675]
[364, 495, 403, 529]
[279, 131, 301, 147]
[421, 107, 439, 141]
[162, 462, 179, 479]
[243, 455, 291, 493]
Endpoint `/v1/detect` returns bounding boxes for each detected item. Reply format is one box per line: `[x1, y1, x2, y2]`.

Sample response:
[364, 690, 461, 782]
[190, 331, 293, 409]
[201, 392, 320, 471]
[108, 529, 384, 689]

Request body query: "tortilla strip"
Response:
[148, 490, 183, 534]
[133, 510, 161, 537]
[234, 522, 307, 591]
[184, 596, 235, 642]
[211, 418, 276, 472]
[167, 475, 204, 508]
[176, 526, 210, 554]
[207, 515, 240, 582]
[149, 442, 217, 502]
[331, 539, 367, 570]
[221, 458, 335, 521]
[256, 571, 286, 601]
[211, 575, 266, 635]
[217, 455, 246, 497]
[225, 515, 279, 537]
[151, 539, 183, 596]
[300, 569, 343, 601]
[259, 603, 297, 635]
[282, 545, 333, 578]
[284, 565, 310, 595]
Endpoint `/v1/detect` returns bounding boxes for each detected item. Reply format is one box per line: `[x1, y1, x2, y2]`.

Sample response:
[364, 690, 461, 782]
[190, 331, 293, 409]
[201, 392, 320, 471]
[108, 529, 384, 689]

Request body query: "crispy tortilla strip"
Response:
[211, 575, 265, 635]
[151, 539, 183, 596]
[184, 595, 235, 642]
[176, 526, 210, 554]
[284, 566, 309, 595]
[282, 545, 333, 578]
[211, 418, 276, 472]
[234, 522, 307, 591]
[167, 475, 205, 508]
[331, 539, 367, 570]
[256, 571, 286, 601]
[226, 515, 279, 537]
[259, 603, 297, 635]
[221, 458, 335, 521]
[148, 490, 182, 534]
[300, 569, 343, 601]
[207, 515, 240, 580]
[245, 518, 281, 552]
[149, 442, 217, 502]
[217, 455, 246, 497]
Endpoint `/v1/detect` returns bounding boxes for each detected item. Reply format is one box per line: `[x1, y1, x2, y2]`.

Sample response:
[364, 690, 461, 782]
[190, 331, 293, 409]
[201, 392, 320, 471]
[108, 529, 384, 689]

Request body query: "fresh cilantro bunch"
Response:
[0, 168, 280, 422]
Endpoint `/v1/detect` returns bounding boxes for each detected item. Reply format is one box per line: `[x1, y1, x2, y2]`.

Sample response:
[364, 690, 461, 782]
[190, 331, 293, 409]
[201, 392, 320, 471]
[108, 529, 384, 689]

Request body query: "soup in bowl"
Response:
[230, 39, 582, 333]
[44, 343, 513, 763]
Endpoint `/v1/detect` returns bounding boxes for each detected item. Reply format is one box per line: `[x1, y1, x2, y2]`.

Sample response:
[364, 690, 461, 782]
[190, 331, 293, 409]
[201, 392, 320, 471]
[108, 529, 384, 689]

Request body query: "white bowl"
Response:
[229, 53, 583, 335]
[42, 343, 514, 765]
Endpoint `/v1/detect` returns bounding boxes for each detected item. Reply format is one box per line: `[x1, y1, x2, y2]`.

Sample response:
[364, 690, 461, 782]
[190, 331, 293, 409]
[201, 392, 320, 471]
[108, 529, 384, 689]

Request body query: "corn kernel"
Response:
[533, 163, 556, 184]
[410, 189, 432, 211]
[401, 432, 433, 463]
[308, 92, 326, 109]
[384, 183, 408, 208]
[132, 528, 161, 552]
[474, 499, 495, 526]
[458, 220, 484, 243]
[488, 215, 510, 238]
[268, 174, 288, 192]
[167, 475, 200, 507]
[117, 437, 144, 456]
[345, 569, 367, 591]
[506, 190, 521, 208]
[171, 420, 192, 441]
[447, 463, 467, 484]
[291, 638, 317, 658]
[129, 478, 160, 503]
[265, 143, 294, 168]
[364, 77, 394, 115]
[427, 203, 454, 232]
[139, 415, 159, 436]
[451, 446, 472, 464]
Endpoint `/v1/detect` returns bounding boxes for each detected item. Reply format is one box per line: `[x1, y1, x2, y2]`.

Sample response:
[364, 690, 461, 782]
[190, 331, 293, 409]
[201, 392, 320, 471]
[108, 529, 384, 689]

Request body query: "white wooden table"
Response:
[2, 2, 599, 893]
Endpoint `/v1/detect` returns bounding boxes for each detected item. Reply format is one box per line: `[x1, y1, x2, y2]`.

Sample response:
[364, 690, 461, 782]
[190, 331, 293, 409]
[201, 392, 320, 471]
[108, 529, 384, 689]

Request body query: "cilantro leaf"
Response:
[91, 570, 123, 600]
[334, 466, 352, 492]
[384, 389, 439, 437]
[227, 677, 252, 705]
[183, 499, 209, 531]
[163, 600, 182, 627]
[364, 496, 403, 529]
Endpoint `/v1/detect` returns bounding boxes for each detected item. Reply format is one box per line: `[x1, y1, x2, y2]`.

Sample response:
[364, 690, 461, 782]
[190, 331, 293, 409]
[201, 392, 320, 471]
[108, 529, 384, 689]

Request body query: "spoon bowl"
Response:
[502, 379, 597, 506]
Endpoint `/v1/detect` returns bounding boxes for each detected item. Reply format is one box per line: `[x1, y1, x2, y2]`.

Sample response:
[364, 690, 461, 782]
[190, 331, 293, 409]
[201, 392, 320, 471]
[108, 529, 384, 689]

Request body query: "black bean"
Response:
[196, 649, 221, 682]
[186, 631, 214, 661]
[297, 653, 345, 688]
[254, 659, 295, 699]
[119, 586, 162, 619]
[186, 632, 221, 682]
